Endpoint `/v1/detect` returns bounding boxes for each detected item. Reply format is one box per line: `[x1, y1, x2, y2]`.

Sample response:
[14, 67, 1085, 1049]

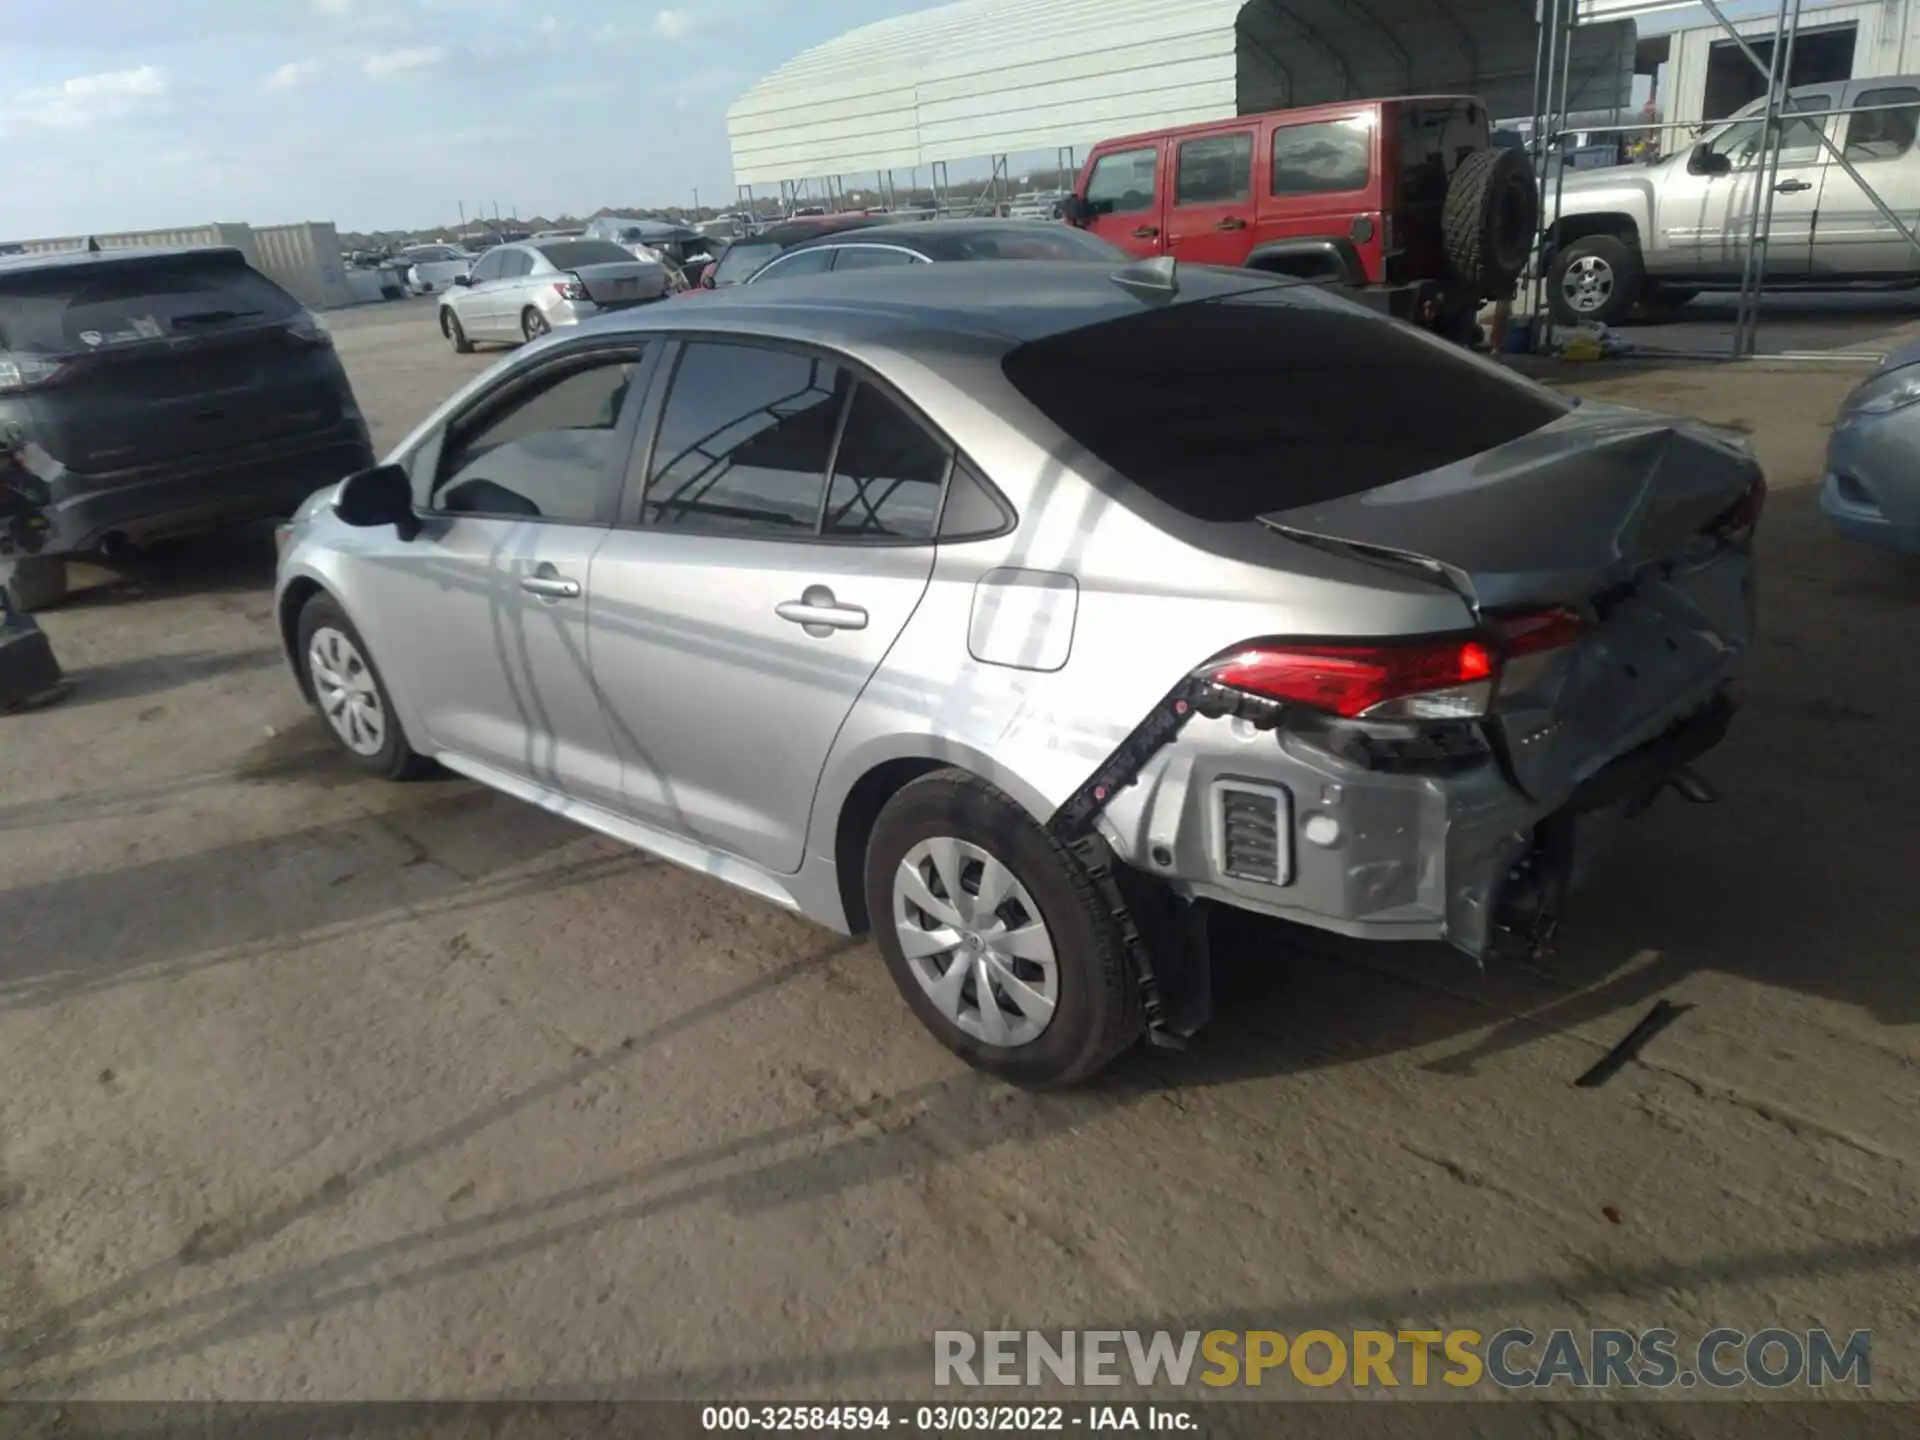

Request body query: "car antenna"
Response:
[1110, 255, 1178, 303]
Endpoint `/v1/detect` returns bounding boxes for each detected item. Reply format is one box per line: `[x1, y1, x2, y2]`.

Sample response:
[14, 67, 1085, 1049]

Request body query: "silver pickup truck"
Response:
[1546, 76, 1920, 325]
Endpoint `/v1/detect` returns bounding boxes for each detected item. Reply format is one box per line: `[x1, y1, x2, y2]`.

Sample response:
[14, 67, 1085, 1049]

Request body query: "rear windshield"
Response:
[1000, 289, 1569, 523]
[712, 240, 780, 285]
[1400, 100, 1487, 206]
[0, 254, 301, 356]
[537, 240, 636, 269]
[919, 226, 1125, 262]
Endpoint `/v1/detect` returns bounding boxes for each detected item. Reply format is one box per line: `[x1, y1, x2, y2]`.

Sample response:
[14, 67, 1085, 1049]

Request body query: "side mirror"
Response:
[453, 273, 472, 286]
[1057, 194, 1095, 226]
[700, 269, 718, 290]
[1688, 143, 1732, 176]
[333, 462, 420, 541]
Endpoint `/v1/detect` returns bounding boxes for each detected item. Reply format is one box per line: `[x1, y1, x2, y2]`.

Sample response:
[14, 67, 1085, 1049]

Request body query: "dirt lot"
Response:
[1, 297, 1916, 1409]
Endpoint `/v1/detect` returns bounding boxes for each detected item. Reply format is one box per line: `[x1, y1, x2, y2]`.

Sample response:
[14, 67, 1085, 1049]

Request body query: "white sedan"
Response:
[400, 245, 474, 295]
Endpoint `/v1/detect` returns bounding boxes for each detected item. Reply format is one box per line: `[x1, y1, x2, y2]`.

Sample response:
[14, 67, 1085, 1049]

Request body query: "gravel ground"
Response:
[0, 297, 1915, 1414]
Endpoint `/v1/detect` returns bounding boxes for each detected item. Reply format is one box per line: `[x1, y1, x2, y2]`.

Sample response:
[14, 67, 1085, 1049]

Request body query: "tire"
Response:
[521, 307, 550, 343]
[295, 593, 425, 780]
[1442, 146, 1539, 299]
[1548, 234, 1644, 327]
[441, 307, 473, 354]
[864, 769, 1140, 1087]
[0, 554, 69, 614]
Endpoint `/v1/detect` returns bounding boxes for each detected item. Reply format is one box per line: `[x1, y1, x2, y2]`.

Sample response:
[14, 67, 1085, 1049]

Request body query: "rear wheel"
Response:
[1443, 146, 1538, 299]
[864, 770, 1140, 1087]
[521, 307, 550, 343]
[1549, 234, 1643, 327]
[440, 307, 473, 354]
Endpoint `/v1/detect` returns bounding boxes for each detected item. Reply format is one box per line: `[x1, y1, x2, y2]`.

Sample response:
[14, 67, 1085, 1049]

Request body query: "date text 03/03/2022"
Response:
[701, 1404, 1195, 1432]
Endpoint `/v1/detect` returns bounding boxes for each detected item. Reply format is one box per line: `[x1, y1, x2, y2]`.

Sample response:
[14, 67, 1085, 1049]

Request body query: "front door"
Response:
[355, 343, 652, 809]
[1080, 142, 1167, 257]
[1705, 90, 1835, 277]
[1812, 81, 1920, 277]
[1164, 128, 1257, 266]
[489, 247, 537, 339]
[587, 338, 943, 873]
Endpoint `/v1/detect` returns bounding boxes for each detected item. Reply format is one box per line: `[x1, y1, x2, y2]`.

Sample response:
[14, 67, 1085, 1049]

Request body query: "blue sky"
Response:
[0, 0, 947, 238]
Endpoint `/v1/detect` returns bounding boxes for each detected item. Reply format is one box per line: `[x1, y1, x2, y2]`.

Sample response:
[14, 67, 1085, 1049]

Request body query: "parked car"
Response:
[695, 216, 893, 291]
[399, 244, 474, 295]
[1822, 332, 1920, 553]
[1060, 94, 1537, 340]
[582, 218, 724, 287]
[435, 238, 667, 350]
[1545, 76, 1920, 325]
[1008, 190, 1068, 219]
[531, 229, 586, 241]
[277, 259, 1760, 1085]
[0, 244, 374, 611]
[741, 219, 1127, 284]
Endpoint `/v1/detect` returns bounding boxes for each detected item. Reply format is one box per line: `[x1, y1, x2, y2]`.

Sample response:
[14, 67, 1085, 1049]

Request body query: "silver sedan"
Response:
[436, 238, 667, 350]
[277, 261, 1760, 1086]
[1823, 334, 1920, 554]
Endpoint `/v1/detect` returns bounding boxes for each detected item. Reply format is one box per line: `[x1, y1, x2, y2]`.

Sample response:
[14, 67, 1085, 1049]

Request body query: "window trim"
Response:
[418, 338, 659, 527]
[825, 243, 933, 269]
[1173, 129, 1256, 209]
[618, 333, 1014, 547]
[744, 247, 839, 285]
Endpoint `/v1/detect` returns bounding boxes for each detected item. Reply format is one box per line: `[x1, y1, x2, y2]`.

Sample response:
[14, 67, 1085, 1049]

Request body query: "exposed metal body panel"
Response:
[727, 0, 1635, 187]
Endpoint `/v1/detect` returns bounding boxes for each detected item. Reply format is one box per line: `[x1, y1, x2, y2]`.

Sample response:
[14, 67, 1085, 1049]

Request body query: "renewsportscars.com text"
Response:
[933, 1328, 1872, 1391]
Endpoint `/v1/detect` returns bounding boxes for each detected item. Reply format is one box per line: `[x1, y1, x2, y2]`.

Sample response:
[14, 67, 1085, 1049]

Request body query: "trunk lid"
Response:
[569, 261, 664, 306]
[1259, 404, 1760, 801]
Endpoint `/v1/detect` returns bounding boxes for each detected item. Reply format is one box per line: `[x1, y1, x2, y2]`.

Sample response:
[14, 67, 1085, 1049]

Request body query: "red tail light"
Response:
[0, 351, 76, 394]
[554, 277, 589, 301]
[1201, 610, 1587, 723]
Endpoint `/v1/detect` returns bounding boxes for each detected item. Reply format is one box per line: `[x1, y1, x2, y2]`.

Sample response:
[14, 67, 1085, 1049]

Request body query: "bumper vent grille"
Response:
[1214, 783, 1291, 885]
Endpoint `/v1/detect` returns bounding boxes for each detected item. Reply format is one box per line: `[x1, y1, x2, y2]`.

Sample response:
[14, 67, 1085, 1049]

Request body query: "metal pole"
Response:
[1534, 0, 1570, 346]
[1529, 0, 1563, 346]
[1741, 0, 1806, 356]
[1731, 0, 1791, 358]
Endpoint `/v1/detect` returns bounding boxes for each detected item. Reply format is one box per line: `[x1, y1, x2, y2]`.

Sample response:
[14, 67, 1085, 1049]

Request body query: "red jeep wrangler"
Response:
[1062, 95, 1536, 339]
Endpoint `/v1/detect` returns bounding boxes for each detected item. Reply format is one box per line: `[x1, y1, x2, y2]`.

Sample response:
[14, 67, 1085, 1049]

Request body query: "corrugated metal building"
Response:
[1660, 0, 1920, 129]
[728, 0, 1635, 189]
[2, 220, 360, 310]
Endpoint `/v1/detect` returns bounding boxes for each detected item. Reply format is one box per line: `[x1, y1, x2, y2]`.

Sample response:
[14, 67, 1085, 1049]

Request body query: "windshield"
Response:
[712, 240, 780, 285]
[1001, 287, 1568, 522]
[0, 254, 301, 356]
[537, 240, 640, 269]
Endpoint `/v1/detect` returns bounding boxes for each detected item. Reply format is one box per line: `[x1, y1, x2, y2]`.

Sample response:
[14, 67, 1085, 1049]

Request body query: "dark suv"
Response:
[0, 245, 375, 609]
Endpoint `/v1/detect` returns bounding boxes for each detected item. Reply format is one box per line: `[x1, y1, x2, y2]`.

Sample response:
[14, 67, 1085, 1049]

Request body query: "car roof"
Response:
[743, 216, 890, 250]
[596, 259, 1291, 351]
[781, 219, 1070, 252]
[1090, 94, 1482, 151]
[0, 244, 247, 277]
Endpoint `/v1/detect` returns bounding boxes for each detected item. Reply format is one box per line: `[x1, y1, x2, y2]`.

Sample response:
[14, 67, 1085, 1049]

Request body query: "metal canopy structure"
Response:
[727, 0, 1635, 193]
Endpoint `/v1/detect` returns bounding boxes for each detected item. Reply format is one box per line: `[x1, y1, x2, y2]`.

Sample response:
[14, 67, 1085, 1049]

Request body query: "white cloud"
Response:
[537, 12, 565, 34]
[12, 65, 169, 133]
[314, 0, 352, 13]
[362, 46, 444, 81]
[263, 58, 325, 92]
[652, 9, 696, 39]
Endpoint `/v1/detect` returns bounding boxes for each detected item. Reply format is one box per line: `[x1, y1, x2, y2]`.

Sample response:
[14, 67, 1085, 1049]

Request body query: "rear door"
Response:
[586, 337, 942, 871]
[1081, 141, 1168, 256]
[1813, 80, 1920, 276]
[1165, 127, 1258, 265]
[0, 251, 346, 473]
[1256, 114, 1378, 275]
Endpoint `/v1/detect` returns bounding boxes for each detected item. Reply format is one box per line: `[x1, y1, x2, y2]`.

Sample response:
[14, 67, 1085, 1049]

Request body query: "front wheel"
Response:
[1548, 235, 1643, 327]
[441, 307, 473, 354]
[864, 770, 1140, 1087]
[295, 594, 425, 780]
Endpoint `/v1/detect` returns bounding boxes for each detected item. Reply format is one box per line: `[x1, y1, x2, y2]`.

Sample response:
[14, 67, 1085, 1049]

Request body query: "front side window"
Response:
[643, 342, 845, 535]
[711, 240, 780, 285]
[1272, 118, 1373, 196]
[469, 250, 505, 283]
[431, 353, 642, 522]
[1085, 147, 1159, 216]
[1176, 132, 1254, 206]
[823, 384, 950, 540]
[1845, 86, 1920, 161]
[1715, 93, 1834, 167]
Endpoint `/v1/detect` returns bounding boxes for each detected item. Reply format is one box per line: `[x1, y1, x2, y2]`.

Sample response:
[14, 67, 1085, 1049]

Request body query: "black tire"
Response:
[1547, 233, 1644, 327]
[441, 307, 473, 354]
[1443, 146, 1539, 299]
[0, 554, 69, 614]
[864, 769, 1140, 1088]
[521, 308, 550, 343]
[294, 593, 426, 780]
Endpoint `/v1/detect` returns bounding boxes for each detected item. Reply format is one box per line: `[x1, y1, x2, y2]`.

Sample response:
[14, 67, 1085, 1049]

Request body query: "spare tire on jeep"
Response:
[1442, 147, 1538, 299]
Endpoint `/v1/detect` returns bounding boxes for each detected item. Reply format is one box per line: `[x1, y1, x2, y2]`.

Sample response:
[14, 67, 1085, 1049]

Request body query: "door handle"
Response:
[1774, 179, 1812, 193]
[1131, 225, 1160, 239]
[1215, 216, 1248, 231]
[776, 588, 868, 632]
[520, 574, 581, 599]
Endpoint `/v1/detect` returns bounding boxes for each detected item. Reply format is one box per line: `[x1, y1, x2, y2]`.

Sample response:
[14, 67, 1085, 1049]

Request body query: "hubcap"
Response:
[526, 311, 548, 338]
[1561, 254, 1614, 315]
[307, 626, 386, 756]
[893, 837, 1059, 1048]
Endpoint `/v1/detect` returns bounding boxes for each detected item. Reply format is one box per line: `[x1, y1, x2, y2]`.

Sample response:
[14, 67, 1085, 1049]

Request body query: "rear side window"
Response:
[831, 247, 920, 271]
[712, 240, 780, 285]
[750, 248, 835, 283]
[999, 290, 1569, 523]
[1176, 132, 1254, 206]
[1272, 119, 1372, 196]
[1085, 147, 1158, 216]
[1845, 86, 1920, 160]
[0, 256, 300, 355]
[823, 384, 950, 540]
